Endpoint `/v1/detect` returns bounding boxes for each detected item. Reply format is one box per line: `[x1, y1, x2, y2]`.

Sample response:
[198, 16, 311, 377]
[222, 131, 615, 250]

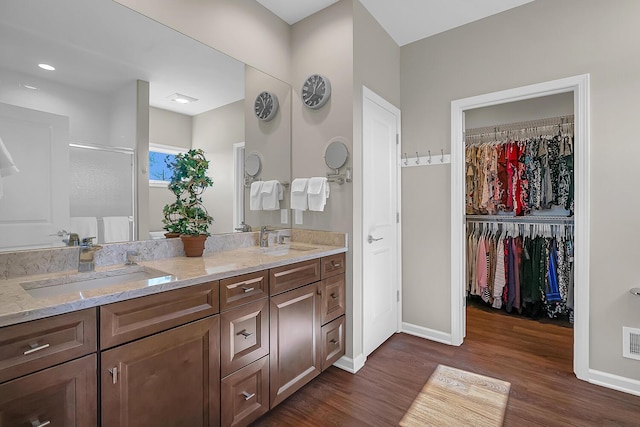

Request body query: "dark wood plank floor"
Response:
[252, 306, 640, 426]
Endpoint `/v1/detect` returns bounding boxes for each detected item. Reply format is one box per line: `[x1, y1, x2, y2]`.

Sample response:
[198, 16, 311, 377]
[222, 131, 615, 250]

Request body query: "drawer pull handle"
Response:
[330, 339, 339, 345]
[108, 367, 118, 384]
[331, 261, 341, 268]
[241, 286, 255, 293]
[238, 330, 254, 339]
[241, 391, 256, 401]
[31, 420, 51, 427]
[330, 293, 338, 300]
[23, 343, 50, 355]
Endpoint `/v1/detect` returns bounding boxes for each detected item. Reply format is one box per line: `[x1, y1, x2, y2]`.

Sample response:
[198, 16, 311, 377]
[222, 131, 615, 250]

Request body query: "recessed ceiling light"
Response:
[168, 93, 198, 104]
[38, 63, 55, 71]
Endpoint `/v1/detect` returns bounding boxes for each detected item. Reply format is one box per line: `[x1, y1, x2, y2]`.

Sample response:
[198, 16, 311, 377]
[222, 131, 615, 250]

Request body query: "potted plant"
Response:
[163, 148, 214, 256]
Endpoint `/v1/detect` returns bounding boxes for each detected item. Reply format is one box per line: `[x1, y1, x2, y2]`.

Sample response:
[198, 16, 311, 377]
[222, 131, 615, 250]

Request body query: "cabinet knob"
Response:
[30, 420, 51, 427]
[23, 342, 50, 355]
[241, 391, 256, 401]
[240, 286, 255, 293]
[108, 367, 118, 384]
[329, 339, 339, 346]
[238, 330, 254, 339]
[330, 293, 338, 300]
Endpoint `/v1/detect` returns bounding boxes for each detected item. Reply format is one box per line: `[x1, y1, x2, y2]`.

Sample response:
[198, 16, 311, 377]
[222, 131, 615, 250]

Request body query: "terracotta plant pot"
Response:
[164, 232, 180, 238]
[180, 234, 207, 257]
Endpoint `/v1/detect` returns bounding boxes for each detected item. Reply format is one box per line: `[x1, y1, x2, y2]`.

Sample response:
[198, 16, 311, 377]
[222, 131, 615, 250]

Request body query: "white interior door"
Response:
[362, 87, 401, 357]
[0, 102, 70, 250]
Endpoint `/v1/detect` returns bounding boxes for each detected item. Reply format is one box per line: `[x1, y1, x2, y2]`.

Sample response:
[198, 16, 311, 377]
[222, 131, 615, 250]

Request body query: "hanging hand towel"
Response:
[307, 177, 330, 212]
[102, 216, 131, 243]
[249, 181, 264, 211]
[70, 217, 98, 242]
[290, 178, 309, 211]
[0, 136, 20, 201]
[261, 180, 282, 210]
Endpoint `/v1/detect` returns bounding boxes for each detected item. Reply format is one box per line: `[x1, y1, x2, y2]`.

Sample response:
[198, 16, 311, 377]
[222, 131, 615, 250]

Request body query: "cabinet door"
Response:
[101, 316, 220, 427]
[320, 274, 346, 325]
[321, 316, 345, 371]
[321, 253, 346, 279]
[221, 356, 269, 427]
[269, 259, 320, 296]
[220, 270, 268, 311]
[0, 354, 97, 426]
[269, 283, 321, 409]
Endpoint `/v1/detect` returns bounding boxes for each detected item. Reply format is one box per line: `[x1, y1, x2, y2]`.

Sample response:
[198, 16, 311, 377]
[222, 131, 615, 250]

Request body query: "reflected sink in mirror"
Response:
[20, 266, 176, 299]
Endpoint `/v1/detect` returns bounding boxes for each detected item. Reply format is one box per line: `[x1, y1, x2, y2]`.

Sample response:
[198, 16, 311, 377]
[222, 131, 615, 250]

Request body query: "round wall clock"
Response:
[254, 91, 279, 121]
[301, 74, 331, 109]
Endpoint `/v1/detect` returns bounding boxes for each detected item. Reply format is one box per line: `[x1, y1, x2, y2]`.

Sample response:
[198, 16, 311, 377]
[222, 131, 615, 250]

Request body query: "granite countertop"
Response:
[0, 242, 347, 328]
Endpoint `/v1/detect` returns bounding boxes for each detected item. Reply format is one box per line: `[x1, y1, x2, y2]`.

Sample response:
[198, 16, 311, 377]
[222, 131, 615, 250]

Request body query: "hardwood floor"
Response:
[252, 306, 640, 426]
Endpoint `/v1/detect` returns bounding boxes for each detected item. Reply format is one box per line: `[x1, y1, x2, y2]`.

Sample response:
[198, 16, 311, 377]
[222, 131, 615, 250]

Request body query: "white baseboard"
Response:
[589, 369, 640, 397]
[402, 322, 453, 345]
[333, 353, 366, 374]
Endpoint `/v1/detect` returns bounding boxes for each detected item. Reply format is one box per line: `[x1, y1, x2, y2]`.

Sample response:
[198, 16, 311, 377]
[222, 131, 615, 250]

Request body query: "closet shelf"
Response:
[466, 214, 574, 224]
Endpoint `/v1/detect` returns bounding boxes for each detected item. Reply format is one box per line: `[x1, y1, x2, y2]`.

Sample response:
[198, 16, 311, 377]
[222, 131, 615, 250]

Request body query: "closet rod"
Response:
[466, 215, 574, 224]
[465, 114, 574, 137]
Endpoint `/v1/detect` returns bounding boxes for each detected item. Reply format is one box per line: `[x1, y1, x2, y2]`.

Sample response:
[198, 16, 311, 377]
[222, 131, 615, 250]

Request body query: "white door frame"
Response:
[362, 86, 403, 353]
[450, 74, 590, 380]
[232, 142, 245, 231]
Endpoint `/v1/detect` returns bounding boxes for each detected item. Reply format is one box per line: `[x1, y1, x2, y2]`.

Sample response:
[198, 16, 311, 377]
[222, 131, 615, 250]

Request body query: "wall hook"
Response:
[440, 148, 444, 163]
[403, 152, 408, 166]
[427, 150, 432, 164]
[415, 151, 420, 165]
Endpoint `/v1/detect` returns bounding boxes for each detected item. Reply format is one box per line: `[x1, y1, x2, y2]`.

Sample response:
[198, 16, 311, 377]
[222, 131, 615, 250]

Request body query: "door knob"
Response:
[367, 235, 383, 244]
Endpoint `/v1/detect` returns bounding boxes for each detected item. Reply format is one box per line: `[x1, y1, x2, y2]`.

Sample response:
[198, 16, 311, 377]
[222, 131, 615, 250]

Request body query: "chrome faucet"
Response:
[78, 237, 102, 272]
[260, 226, 271, 248]
[125, 250, 140, 265]
[235, 221, 252, 232]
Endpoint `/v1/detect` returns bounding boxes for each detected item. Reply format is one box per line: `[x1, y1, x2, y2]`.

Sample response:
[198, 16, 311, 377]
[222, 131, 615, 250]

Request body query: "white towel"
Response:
[290, 178, 309, 211]
[0, 136, 19, 201]
[261, 180, 282, 211]
[249, 181, 263, 211]
[70, 217, 98, 242]
[102, 216, 131, 243]
[307, 177, 330, 212]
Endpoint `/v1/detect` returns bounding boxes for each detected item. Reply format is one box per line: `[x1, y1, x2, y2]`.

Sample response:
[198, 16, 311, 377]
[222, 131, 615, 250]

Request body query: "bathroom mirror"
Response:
[325, 139, 349, 170]
[245, 154, 262, 177]
[0, 0, 291, 252]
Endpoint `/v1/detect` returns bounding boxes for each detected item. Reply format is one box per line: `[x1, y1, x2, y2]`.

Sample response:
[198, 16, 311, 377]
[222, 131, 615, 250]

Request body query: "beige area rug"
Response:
[400, 365, 511, 427]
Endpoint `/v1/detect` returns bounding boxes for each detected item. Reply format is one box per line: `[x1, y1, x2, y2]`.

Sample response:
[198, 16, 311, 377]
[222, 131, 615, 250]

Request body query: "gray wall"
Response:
[193, 100, 244, 235]
[400, 0, 640, 379]
[148, 107, 192, 233]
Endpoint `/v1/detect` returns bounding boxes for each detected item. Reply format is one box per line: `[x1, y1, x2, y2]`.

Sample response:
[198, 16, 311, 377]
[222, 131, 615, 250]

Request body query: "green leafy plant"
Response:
[162, 148, 214, 236]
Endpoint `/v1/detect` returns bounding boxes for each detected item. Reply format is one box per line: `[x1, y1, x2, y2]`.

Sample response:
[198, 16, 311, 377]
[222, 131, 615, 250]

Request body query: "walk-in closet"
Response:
[464, 93, 576, 335]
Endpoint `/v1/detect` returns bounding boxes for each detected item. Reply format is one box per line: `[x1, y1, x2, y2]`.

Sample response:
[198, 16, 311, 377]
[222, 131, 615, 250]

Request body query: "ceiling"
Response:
[256, 0, 534, 46]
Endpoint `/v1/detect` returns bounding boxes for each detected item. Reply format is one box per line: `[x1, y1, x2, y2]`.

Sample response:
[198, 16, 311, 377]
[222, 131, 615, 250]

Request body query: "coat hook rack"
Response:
[401, 148, 451, 168]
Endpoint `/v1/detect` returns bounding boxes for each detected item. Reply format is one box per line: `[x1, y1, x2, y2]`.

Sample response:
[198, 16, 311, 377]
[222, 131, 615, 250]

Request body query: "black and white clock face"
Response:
[301, 74, 331, 109]
[254, 91, 279, 121]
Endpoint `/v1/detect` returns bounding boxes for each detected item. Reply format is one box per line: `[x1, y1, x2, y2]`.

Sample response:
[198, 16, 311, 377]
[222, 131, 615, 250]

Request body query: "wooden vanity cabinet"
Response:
[320, 253, 346, 371]
[0, 309, 98, 426]
[100, 281, 221, 427]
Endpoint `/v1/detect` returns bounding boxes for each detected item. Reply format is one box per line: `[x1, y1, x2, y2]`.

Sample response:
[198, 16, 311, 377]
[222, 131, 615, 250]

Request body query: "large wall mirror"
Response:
[0, 0, 291, 252]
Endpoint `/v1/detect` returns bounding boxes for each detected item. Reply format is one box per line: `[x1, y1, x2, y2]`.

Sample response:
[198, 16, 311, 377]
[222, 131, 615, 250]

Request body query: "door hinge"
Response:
[396, 134, 399, 145]
[397, 290, 400, 302]
[396, 212, 400, 223]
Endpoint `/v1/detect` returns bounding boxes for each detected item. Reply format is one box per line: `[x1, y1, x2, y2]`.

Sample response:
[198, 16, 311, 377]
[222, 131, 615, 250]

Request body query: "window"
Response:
[149, 143, 185, 187]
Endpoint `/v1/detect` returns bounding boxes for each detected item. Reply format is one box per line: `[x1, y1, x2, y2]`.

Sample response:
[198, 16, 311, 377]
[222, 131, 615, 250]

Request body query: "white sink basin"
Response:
[248, 244, 317, 256]
[20, 266, 176, 298]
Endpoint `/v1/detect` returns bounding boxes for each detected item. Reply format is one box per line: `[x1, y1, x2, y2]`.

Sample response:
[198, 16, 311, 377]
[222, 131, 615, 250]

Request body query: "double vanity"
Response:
[0, 230, 347, 426]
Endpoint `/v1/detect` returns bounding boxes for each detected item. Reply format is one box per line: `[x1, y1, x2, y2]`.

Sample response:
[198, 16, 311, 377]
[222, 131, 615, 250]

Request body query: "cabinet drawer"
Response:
[220, 270, 268, 311]
[321, 253, 345, 278]
[320, 274, 346, 325]
[321, 316, 345, 371]
[221, 298, 269, 378]
[0, 353, 97, 426]
[221, 355, 269, 427]
[0, 308, 96, 383]
[100, 281, 219, 349]
[269, 258, 320, 296]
